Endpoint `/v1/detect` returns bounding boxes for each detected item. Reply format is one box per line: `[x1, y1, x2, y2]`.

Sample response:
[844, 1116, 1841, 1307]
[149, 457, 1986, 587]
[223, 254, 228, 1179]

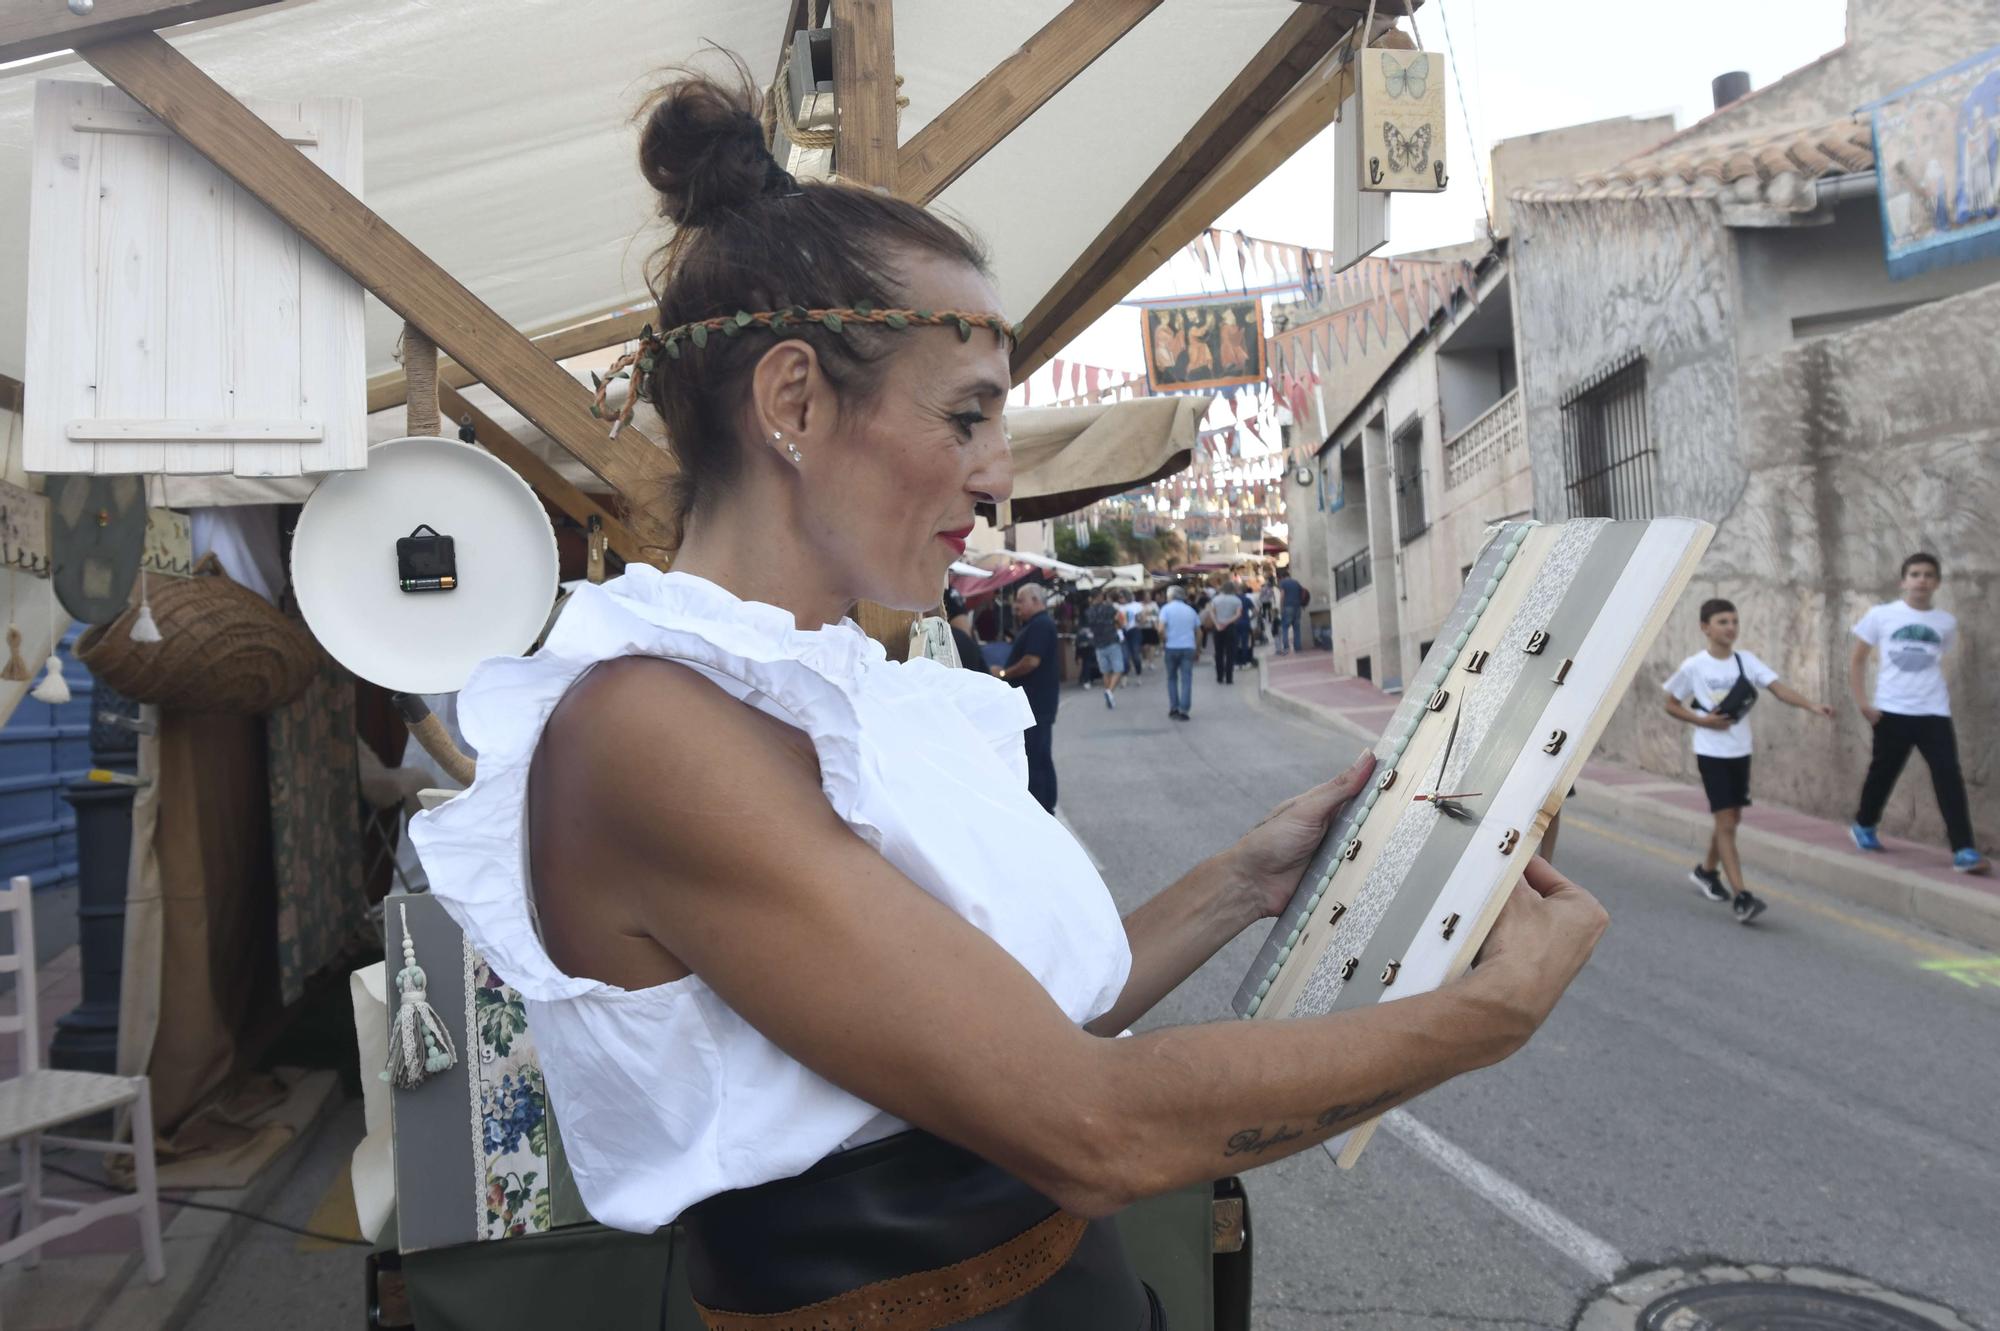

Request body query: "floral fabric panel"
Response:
[268, 644, 368, 1005]
[471, 955, 554, 1240]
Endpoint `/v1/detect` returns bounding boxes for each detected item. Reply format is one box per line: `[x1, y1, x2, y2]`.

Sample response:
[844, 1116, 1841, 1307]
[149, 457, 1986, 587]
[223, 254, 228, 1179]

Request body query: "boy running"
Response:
[1663, 598, 1834, 924]
[1848, 553, 1988, 874]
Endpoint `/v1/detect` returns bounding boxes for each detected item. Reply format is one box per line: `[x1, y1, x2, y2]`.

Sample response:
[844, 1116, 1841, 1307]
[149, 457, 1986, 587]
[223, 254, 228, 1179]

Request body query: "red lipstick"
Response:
[938, 525, 973, 554]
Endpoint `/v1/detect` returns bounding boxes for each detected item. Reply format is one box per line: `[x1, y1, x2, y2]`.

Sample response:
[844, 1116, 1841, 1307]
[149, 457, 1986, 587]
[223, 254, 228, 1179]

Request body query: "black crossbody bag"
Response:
[1695, 653, 1760, 722]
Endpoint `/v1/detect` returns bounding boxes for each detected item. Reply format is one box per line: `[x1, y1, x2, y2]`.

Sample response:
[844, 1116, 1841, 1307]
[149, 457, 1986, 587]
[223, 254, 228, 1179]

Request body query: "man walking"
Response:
[1276, 571, 1306, 655]
[1663, 598, 1834, 924]
[992, 582, 1062, 811]
[1848, 553, 1988, 874]
[1121, 591, 1147, 677]
[1158, 585, 1199, 722]
[1208, 582, 1244, 685]
[1084, 590, 1127, 709]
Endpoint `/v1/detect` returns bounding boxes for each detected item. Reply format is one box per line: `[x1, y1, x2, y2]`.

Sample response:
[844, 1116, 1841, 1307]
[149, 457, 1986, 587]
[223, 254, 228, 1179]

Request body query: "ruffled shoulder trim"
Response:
[411, 570, 884, 1002]
[888, 656, 1034, 749]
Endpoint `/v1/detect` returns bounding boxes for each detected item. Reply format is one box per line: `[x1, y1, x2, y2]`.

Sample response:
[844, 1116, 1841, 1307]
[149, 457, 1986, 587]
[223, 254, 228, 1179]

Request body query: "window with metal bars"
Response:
[1393, 419, 1427, 542]
[1560, 351, 1657, 519]
[1333, 547, 1372, 600]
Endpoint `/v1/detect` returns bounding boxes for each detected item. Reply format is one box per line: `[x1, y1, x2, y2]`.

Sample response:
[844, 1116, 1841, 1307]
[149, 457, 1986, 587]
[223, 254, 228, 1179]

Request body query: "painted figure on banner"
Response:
[1871, 46, 2000, 277]
[1140, 297, 1265, 393]
[1185, 311, 1217, 377]
[1151, 310, 1185, 374]
[1218, 308, 1251, 373]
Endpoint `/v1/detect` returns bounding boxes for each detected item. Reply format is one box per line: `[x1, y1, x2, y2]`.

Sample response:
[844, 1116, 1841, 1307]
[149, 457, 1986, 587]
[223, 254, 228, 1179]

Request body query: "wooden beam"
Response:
[0, 0, 286, 67]
[898, 0, 1162, 204]
[366, 306, 653, 415]
[78, 33, 672, 553]
[1020, 24, 1410, 378]
[1012, 6, 1366, 376]
[830, 0, 897, 188]
[439, 384, 648, 567]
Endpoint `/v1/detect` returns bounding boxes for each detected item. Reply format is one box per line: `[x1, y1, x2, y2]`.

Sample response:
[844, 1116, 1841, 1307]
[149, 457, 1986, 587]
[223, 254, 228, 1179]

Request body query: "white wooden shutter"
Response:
[24, 81, 365, 477]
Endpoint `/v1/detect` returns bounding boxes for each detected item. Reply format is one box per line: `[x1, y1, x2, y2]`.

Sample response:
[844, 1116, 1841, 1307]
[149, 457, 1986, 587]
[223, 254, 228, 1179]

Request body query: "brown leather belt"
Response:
[692, 1210, 1090, 1331]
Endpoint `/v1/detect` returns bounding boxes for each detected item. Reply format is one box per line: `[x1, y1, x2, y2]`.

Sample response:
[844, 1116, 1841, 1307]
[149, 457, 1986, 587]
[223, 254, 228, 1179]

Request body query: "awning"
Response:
[1004, 396, 1210, 523]
[949, 558, 1040, 611]
[0, 1, 1326, 383]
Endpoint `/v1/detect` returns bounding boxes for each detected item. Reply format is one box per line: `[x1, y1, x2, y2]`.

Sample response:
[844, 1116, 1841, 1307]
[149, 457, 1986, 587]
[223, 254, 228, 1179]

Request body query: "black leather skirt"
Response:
[676, 1129, 1163, 1330]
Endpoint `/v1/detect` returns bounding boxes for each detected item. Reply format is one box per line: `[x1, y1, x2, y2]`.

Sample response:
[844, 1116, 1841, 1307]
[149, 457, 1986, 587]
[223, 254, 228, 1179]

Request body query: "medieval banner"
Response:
[1870, 45, 2000, 278]
[1142, 298, 1266, 393]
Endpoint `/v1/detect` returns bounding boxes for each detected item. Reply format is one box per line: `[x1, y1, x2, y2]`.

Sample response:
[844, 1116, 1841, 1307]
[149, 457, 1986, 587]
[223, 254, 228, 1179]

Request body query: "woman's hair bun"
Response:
[638, 63, 777, 229]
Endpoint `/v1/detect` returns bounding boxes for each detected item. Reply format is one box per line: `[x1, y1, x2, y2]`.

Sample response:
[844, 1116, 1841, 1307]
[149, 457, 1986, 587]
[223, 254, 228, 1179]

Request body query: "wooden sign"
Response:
[1235, 518, 1713, 1164]
[1359, 47, 1446, 193]
[0, 480, 49, 576]
[24, 81, 366, 477]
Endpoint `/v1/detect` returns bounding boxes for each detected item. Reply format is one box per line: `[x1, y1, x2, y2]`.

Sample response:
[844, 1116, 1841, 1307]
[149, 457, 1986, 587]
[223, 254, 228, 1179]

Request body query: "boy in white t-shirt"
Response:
[1848, 553, 1988, 874]
[1663, 598, 1834, 924]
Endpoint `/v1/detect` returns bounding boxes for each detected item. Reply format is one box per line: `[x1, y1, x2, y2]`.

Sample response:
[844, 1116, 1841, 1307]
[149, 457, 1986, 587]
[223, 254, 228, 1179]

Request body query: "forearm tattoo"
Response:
[1221, 1088, 1401, 1158]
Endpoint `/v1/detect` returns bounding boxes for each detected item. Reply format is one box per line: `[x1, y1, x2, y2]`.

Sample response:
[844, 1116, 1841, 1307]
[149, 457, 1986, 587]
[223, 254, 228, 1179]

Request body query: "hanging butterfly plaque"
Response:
[1359, 44, 1447, 193]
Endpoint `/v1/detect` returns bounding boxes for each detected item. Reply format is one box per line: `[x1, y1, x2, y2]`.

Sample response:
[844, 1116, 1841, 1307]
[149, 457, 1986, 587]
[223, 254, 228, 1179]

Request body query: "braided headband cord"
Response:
[659, 304, 1019, 357]
[588, 305, 1021, 435]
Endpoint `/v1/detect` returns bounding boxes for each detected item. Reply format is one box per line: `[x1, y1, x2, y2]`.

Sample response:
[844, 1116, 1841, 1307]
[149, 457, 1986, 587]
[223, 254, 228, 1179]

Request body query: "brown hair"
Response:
[1699, 597, 1735, 624]
[636, 59, 990, 540]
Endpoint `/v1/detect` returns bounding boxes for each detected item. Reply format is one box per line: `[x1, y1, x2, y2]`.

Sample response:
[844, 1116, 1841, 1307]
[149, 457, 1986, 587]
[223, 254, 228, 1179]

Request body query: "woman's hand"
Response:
[1226, 751, 1377, 920]
[1463, 856, 1609, 1050]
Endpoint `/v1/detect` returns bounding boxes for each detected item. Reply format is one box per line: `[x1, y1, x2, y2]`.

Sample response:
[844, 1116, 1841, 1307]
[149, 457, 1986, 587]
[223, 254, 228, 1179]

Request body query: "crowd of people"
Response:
[962, 568, 1310, 808]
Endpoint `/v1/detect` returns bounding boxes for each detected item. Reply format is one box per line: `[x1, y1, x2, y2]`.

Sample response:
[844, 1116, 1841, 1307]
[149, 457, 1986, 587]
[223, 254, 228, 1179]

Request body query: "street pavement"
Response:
[1053, 657, 2000, 1330]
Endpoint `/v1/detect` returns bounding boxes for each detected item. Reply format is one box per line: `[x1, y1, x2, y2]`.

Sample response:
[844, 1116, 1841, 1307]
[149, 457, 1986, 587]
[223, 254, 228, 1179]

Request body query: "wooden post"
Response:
[826, 0, 919, 657]
[403, 323, 440, 438]
[830, 0, 897, 188]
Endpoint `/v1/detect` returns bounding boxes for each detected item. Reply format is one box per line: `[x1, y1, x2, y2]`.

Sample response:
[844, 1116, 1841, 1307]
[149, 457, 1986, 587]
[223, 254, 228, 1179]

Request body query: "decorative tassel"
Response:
[130, 603, 161, 643]
[130, 569, 163, 644]
[31, 653, 68, 704]
[383, 902, 457, 1089]
[1, 626, 26, 682]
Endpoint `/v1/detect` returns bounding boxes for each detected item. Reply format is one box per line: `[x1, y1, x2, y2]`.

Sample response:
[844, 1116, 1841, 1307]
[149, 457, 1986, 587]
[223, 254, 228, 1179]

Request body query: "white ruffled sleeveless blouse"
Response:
[409, 568, 1133, 1233]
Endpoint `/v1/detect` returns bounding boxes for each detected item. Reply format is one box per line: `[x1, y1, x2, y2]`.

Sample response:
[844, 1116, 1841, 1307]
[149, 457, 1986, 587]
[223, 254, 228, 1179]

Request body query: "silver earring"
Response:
[776, 430, 803, 465]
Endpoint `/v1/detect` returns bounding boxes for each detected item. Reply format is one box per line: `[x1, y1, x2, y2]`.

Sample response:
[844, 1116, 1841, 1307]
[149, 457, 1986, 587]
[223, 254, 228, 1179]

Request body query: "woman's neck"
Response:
[670, 495, 851, 632]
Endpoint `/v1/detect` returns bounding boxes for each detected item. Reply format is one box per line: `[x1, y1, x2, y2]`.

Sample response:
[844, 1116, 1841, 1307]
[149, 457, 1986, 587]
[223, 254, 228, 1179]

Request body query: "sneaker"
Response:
[1172, 711, 1190, 722]
[1690, 865, 1729, 902]
[1732, 891, 1767, 925]
[1104, 689, 1115, 710]
[1953, 849, 1991, 875]
[1850, 822, 1884, 852]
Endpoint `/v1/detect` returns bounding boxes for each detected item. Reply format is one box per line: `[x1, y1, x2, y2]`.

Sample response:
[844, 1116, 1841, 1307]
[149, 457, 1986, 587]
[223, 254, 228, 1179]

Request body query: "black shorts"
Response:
[1696, 754, 1752, 813]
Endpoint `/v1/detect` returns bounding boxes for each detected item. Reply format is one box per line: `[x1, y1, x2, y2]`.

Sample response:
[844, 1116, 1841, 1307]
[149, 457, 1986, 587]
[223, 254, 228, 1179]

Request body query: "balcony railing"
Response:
[1443, 387, 1524, 491]
[1333, 548, 1372, 600]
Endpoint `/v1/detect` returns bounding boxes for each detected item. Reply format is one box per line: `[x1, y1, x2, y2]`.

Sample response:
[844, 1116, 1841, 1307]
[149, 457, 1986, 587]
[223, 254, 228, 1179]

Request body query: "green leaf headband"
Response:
[590, 305, 1022, 435]
[656, 304, 1021, 359]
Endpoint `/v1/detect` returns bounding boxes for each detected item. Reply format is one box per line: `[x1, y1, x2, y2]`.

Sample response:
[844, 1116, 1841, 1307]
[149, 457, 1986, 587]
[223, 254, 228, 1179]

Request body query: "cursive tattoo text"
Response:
[1221, 1088, 1403, 1160]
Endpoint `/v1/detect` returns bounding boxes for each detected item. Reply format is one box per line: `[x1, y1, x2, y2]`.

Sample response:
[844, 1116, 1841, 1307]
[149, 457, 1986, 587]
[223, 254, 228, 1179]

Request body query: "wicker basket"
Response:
[76, 554, 319, 714]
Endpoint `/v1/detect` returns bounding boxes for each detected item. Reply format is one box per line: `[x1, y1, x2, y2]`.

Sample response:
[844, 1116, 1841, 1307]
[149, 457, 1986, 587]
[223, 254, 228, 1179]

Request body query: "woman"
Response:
[413, 65, 1606, 1329]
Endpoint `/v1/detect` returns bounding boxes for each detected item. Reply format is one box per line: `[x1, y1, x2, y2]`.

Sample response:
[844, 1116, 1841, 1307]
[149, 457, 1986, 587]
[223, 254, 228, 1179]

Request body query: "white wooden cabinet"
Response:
[24, 81, 365, 477]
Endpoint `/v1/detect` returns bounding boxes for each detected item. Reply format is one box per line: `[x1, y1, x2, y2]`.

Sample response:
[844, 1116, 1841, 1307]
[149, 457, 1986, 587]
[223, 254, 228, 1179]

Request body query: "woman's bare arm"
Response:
[537, 658, 1606, 1219]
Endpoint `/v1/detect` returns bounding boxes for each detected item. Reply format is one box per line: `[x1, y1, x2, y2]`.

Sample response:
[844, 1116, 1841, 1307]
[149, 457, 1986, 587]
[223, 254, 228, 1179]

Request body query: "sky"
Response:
[1046, 0, 1852, 376]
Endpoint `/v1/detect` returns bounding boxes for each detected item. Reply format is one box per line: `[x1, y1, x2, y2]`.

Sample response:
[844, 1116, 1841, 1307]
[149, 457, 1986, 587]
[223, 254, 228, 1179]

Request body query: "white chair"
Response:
[0, 875, 163, 1289]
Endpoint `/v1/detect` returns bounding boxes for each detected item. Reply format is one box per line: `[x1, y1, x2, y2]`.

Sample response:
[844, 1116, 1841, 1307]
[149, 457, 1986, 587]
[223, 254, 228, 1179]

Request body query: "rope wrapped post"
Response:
[404, 323, 441, 438]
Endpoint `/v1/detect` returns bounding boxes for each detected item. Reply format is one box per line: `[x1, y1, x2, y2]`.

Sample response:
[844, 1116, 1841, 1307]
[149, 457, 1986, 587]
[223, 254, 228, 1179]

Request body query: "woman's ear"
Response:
[751, 340, 820, 457]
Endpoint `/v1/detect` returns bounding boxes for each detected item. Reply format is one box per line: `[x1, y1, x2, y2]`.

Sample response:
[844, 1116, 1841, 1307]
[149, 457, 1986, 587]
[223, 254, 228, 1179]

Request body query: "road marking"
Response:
[1366, 1109, 1627, 1283]
[1920, 957, 2000, 989]
[1565, 814, 1978, 964]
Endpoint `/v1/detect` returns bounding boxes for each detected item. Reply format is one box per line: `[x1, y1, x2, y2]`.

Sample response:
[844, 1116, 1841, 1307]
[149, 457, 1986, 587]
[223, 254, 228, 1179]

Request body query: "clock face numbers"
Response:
[1543, 728, 1568, 755]
[1552, 657, 1574, 685]
[1440, 912, 1460, 939]
[1525, 630, 1550, 655]
[1463, 649, 1489, 674]
[1426, 688, 1450, 712]
[1378, 768, 1398, 792]
[1498, 828, 1521, 854]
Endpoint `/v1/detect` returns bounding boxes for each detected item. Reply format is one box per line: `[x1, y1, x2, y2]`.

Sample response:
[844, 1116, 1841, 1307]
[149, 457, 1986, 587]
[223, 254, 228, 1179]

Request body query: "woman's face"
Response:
[800, 252, 1015, 612]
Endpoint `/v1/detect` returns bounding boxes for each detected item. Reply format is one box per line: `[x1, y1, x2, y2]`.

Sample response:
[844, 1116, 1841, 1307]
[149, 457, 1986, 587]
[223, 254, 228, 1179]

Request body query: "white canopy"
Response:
[0, 0, 1311, 383]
